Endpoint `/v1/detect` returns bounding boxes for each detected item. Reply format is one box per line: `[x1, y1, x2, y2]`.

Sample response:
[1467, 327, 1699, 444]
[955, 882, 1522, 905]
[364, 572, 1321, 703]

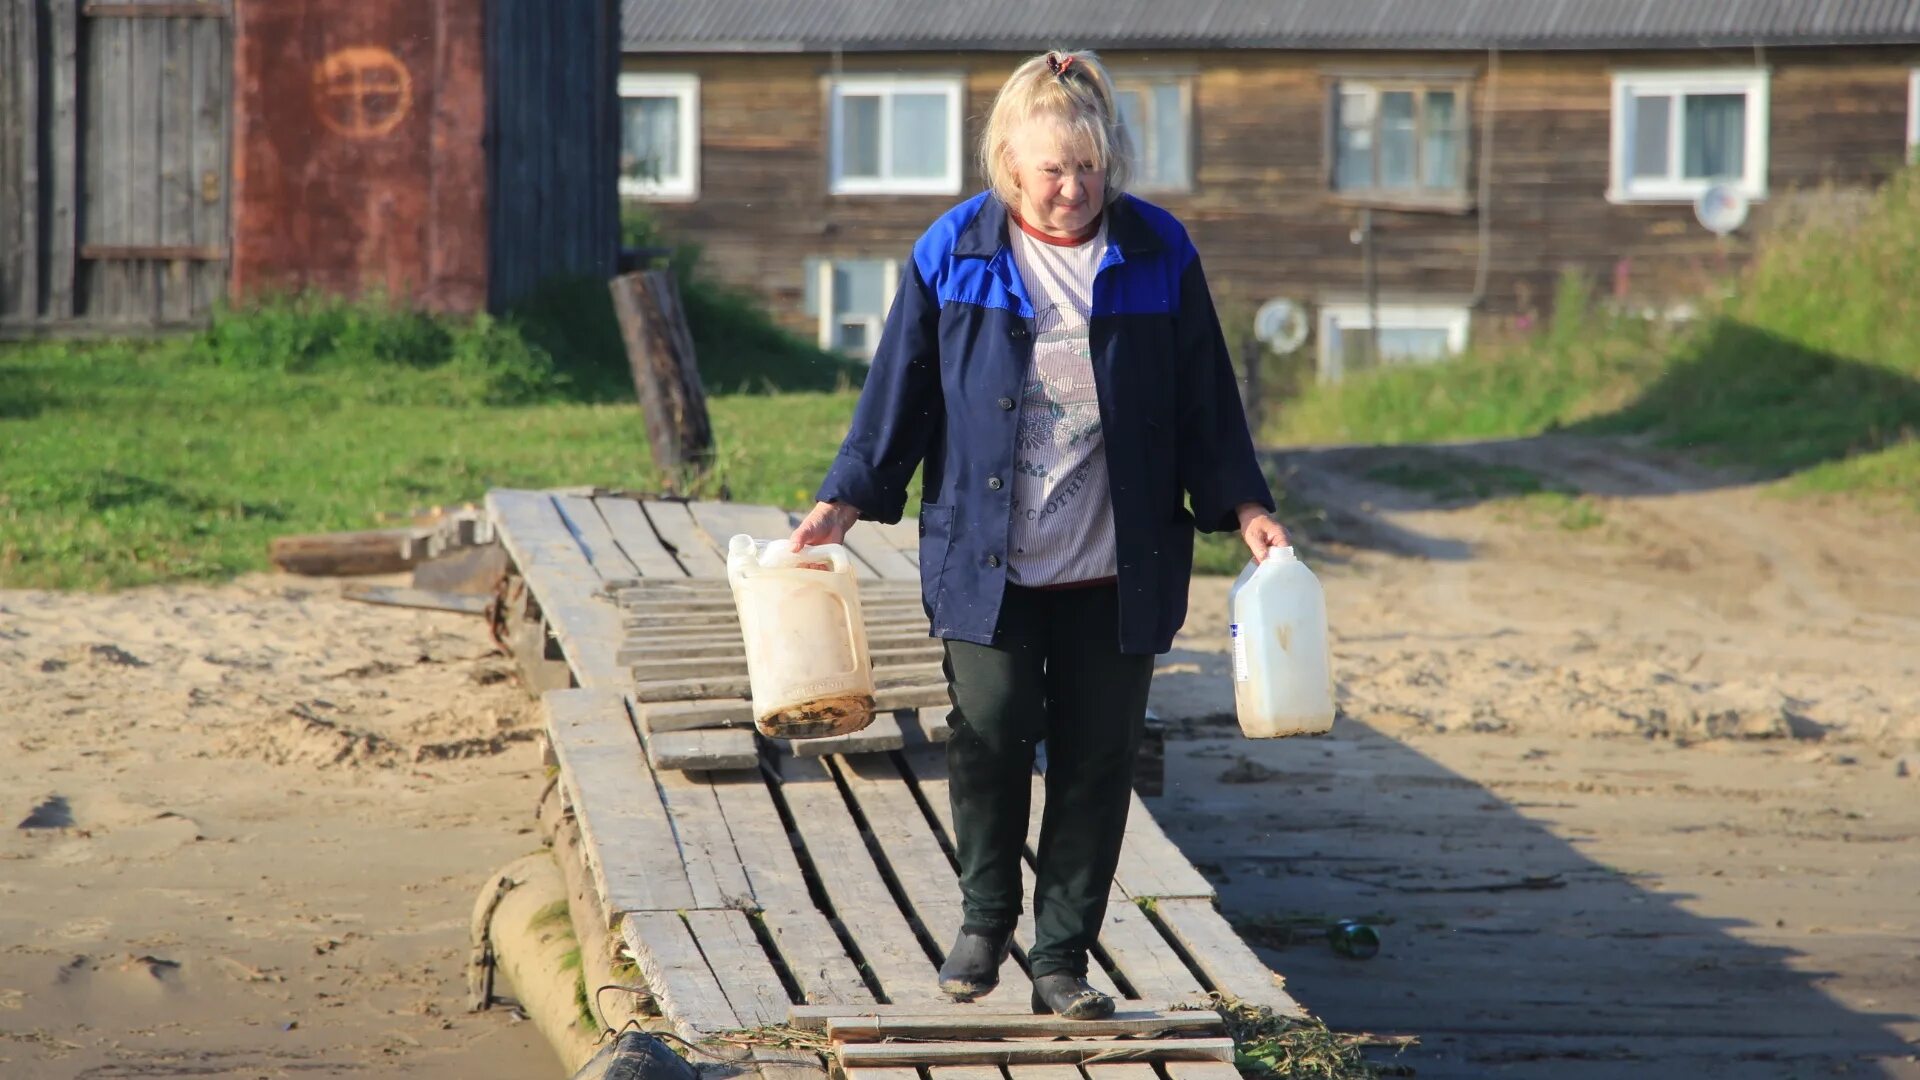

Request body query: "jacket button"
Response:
[1010, 326, 1028, 338]
[986, 554, 1001, 568]
[987, 476, 1003, 490]
[997, 396, 1014, 410]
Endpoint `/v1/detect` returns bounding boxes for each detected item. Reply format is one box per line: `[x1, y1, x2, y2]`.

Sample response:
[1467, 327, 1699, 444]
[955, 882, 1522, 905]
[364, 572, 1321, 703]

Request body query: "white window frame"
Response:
[1908, 68, 1919, 161]
[812, 258, 900, 360]
[828, 75, 965, 196]
[1112, 75, 1195, 192]
[618, 73, 700, 200]
[1608, 68, 1769, 204]
[1316, 302, 1471, 383]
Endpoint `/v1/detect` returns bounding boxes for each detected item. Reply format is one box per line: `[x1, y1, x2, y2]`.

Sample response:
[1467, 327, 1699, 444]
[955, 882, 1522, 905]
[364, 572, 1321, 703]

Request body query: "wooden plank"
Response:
[837, 1039, 1234, 1067]
[844, 1069, 921, 1080]
[78, 242, 224, 260]
[927, 1068, 1003, 1080]
[1161, 1063, 1244, 1080]
[917, 706, 953, 743]
[792, 1001, 1175, 1027]
[340, 583, 490, 615]
[843, 524, 920, 581]
[154, 13, 191, 323]
[648, 756, 756, 907]
[1085, 1063, 1159, 1080]
[708, 768, 875, 1006]
[86, 9, 124, 317]
[543, 690, 695, 913]
[648, 727, 760, 771]
[778, 756, 946, 1005]
[684, 908, 793, 1027]
[642, 500, 730, 578]
[753, 1047, 829, 1080]
[186, 10, 223, 317]
[825, 1010, 1223, 1041]
[787, 712, 905, 758]
[833, 754, 1028, 1001]
[632, 662, 943, 705]
[1090, 895, 1207, 1004]
[83, 3, 230, 16]
[553, 493, 640, 581]
[687, 499, 796, 555]
[125, 9, 161, 322]
[1151, 898, 1305, 1019]
[1113, 794, 1216, 901]
[622, 911, 740, 1041]
[487, 489, 625, 688]
[592, 496, 687, 578]
[1005, 1066, 1082, 1080]
[5, 0, 39, 320]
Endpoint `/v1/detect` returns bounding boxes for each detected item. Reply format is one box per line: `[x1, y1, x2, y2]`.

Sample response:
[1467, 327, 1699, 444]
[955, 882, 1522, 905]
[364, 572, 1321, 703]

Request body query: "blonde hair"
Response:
[980, 50, 1132, 208]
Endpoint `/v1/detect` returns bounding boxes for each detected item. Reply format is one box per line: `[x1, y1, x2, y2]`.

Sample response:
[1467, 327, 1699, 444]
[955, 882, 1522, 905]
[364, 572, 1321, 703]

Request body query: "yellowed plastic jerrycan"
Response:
[725, 535, 877, 739]
[1228, 546, 1335, 738]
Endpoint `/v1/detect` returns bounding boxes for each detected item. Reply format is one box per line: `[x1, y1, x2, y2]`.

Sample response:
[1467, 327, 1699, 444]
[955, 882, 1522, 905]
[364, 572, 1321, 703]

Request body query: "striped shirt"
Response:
[1005, 213, 1117, 588]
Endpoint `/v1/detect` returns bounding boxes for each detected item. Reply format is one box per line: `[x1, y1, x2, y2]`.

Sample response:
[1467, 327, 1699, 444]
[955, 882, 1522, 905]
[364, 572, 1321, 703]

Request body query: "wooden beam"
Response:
[647, 727, 760, 771]
[79, 241, 226, 259]
[835, 1038, 1236, 1067]
[543, 690, 695, 914]
[593, 495, 687, 579]
[825, 1010, 1223, 1041]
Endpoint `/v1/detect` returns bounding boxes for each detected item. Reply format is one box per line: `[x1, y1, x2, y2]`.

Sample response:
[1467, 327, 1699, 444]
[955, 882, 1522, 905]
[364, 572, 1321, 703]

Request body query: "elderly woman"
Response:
[790, 49, 1288, 1020]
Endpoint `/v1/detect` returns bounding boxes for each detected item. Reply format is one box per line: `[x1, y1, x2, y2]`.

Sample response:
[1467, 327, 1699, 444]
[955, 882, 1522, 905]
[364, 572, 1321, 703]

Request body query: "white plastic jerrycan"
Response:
[726, 535, 876, 740]
[1228, 546, 1335, 738]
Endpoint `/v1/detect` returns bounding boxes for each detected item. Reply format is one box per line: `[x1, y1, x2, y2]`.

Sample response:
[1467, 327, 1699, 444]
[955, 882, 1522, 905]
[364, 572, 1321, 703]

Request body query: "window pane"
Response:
[1152, 83, 1187, 185]
[621, 96, 679, 183]
[1377, 327, 1452, 362]
[1683, 93, 1746, 180]
[1379, 90, 1417, 189]
[831, 260, 887, 317]
[1423, 90, 1460, 190]
[890, 92, 949, 179]
[835, 320, 870, 354]
[1631, 94, 1671, 179]
[840, 94, 882, 178]
[1334, 87, 1374, 189]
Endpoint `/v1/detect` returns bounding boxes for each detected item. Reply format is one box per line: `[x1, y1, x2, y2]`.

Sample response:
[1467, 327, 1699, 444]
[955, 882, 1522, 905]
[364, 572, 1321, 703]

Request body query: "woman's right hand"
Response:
[789, 500, 860, 551]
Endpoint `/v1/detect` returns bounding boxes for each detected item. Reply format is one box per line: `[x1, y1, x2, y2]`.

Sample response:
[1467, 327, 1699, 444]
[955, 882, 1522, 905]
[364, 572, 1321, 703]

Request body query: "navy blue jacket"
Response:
[817, 192, 1273, 655]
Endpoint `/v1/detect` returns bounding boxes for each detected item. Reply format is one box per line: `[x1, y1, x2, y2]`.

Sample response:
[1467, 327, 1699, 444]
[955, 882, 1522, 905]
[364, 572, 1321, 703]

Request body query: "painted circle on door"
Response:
[312, 47, 413, 139]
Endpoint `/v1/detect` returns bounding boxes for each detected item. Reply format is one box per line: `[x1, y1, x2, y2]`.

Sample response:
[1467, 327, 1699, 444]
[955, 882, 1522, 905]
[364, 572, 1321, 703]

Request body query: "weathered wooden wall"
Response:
[633, 45, 1920, 341]
[1, 0, 230, 334]
[486, 0, 620, 309]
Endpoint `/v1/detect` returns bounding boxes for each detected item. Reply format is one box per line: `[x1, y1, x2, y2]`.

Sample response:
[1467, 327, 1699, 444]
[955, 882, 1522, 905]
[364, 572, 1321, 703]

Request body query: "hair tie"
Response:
[1046, 52, 1075, 78]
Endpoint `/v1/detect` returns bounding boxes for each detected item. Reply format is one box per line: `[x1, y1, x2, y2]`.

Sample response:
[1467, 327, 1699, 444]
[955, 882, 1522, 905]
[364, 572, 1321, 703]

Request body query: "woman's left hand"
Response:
[1236, 503, 1291, 563]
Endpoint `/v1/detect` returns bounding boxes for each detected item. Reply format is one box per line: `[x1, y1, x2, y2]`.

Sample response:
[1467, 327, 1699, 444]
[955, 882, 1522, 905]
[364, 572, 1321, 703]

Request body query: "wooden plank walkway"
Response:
[491, 490, 1309, 1075]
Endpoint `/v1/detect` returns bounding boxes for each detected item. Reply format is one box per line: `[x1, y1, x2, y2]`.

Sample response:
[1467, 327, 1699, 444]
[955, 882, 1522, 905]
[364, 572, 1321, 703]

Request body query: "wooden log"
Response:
[611, 270, 713, 475]
[269, 528, 425, 576]
[834, 1038, 1236, 1067]
[824, 1010, 1223, 1041]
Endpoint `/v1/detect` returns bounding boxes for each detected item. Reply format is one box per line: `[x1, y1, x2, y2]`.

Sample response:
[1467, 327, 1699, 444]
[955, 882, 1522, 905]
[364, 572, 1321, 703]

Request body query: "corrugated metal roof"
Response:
[623, 0, 1920, 52]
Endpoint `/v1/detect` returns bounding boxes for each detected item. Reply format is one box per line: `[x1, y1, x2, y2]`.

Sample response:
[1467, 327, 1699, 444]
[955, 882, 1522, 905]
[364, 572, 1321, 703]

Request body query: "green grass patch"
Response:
[1265, 169, 1920, 508]
[1362, 459, 1547, 502]
[1494, 491, 1607, 532]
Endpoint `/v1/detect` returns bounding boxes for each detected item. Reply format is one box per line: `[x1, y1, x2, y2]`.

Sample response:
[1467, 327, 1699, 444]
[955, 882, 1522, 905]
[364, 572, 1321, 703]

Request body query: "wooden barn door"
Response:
[80, 1, 232, 325]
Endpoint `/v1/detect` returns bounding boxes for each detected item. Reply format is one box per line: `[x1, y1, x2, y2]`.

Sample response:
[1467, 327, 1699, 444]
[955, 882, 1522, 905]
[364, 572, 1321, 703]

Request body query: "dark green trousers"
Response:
[943, 583, 1155, 979]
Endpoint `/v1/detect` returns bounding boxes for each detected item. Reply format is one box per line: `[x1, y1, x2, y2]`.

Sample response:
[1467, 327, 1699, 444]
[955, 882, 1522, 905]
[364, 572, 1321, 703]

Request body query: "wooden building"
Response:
[620, 0, 1920, 378]
[0, 0, 618, 336]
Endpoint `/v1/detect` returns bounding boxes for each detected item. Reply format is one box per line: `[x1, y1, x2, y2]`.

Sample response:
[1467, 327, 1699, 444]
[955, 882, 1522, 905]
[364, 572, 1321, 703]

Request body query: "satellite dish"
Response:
[1253, 298, 1310, 353]
[1695, 183, 1749, 236]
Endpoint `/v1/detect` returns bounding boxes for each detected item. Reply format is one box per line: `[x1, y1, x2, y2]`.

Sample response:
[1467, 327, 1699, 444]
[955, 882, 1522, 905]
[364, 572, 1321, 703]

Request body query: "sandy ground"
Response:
[1, 433, 1915, 1078]
[1148, 435, 1920, 1078]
